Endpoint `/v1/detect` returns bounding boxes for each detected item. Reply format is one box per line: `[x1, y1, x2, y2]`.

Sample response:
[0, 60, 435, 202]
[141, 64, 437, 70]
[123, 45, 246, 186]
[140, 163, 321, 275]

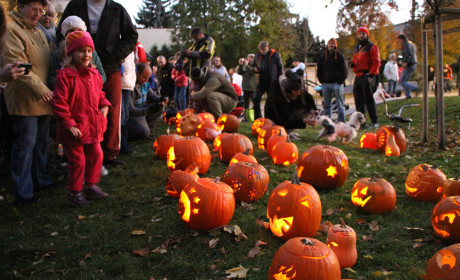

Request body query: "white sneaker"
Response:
[101, 165, 109, 176]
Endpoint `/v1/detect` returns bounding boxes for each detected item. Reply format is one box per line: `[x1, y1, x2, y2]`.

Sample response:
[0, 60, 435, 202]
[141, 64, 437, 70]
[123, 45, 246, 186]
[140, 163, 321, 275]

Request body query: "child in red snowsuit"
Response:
[52, 31, 112, 207]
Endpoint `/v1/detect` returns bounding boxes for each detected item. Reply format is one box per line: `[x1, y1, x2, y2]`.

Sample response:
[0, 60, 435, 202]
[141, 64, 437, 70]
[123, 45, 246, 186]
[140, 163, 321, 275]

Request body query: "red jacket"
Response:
[52, 66, 112, 145]
[352, 43, 381, 77]
[171, 68, 188, 87]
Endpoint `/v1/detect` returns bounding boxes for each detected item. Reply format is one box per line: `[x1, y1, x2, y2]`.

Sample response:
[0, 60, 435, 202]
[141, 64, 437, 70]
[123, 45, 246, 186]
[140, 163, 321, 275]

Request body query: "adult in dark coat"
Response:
[265, 69, 318, 130]
[157, 55, 175, 103]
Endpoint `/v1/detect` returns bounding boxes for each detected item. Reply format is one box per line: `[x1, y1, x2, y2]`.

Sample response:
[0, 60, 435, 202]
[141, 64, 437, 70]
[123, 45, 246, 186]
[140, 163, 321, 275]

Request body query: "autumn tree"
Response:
[136, 0, 173, 28]
[289, 17, 325, 65]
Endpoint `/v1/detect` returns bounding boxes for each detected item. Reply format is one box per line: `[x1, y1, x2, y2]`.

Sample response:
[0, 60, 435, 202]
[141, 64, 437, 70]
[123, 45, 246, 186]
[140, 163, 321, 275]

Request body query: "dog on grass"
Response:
[316, 112, 366, 143]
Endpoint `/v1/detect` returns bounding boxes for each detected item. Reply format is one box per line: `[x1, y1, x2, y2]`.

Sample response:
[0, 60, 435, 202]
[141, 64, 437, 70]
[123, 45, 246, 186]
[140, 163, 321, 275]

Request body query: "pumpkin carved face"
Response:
[222, 161, 269, 202]
[178, 177, 235, 231]
[165, 163, 199, 198]
[431, 196, 460, 243]
[195, 121, 221, 142]
[360, 133, 377, 150]
[327, 218, 357, 268]
[177, 112, 202, 136]
[271, 138, 298, 166]
[267, 171, 322, 240]
[443, 177, 460, 199]
[153, 134, 180, 159]
[252, 118, 274, 136]
[166, 136, 211, 174]
[217, 114, 239, 132]
[376, 125, 406, 153]
[258, 125, 287, 150]
[351, 174, 396, 214]
[297, 145, 349, 190]
[425, 243, 460, 280]
[405, 164, 446, 202]
[197, 112, 215, 123]
[268, 238, 341, 280]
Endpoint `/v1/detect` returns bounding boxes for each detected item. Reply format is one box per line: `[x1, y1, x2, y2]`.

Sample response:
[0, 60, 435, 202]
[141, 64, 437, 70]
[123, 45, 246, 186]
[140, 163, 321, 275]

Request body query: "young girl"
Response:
[52, 31, 111, 207]
[171, 53, 188, 110]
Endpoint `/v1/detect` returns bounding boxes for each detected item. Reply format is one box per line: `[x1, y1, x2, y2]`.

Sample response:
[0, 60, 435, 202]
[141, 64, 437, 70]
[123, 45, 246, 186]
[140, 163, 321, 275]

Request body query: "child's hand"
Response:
[69, 126, 81, 139]
[100, 106, 109, 117]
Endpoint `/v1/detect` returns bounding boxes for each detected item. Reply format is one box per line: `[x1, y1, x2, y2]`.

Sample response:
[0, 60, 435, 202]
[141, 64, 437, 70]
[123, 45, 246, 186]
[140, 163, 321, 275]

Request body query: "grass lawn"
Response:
[1, 96, 459, 280]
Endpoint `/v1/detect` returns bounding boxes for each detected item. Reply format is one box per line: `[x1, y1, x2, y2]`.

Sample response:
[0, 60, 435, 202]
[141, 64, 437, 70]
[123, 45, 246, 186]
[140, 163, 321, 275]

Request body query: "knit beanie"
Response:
[357, 25, 369, 36]
[66, 31, 94, 55]
[325, 38, 338, 60]
[190, 67, 204, 82]
[61, 16, 87, 37]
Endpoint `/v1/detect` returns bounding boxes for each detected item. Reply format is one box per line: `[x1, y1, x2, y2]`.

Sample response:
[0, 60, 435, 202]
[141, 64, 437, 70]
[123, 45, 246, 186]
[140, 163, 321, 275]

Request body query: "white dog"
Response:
[316, 112, 366, 143]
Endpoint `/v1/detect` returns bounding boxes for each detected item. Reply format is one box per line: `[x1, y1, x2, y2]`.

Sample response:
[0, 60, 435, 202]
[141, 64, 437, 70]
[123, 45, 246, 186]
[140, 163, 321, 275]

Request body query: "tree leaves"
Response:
[225, 265, 248, 278]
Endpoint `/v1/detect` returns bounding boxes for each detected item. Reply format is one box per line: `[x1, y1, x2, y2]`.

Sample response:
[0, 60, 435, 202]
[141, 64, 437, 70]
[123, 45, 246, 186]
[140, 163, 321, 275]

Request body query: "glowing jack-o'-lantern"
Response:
[267, 171, 322, 240]
[165, 163, 199, 198]
[229, 149, 258, 166]
[268, 238, 341, 280]
[217, 113, 239, 132]
[327, 218, 357, 268]
[251, 118, 274, 136]
[384, 133, 400, 157]
[195, 121, 221, 142]
[443, 177, 460, 199]
[213, 133, 229, 151]
[178, 177, 235, 231]
[258, 124, 286, 150]
[297, 145, 349, 190]
[222, 161, 269, 202]
[177, 112, 202, 136]
[218, 133, 253, 163]
[376, 125, 406, 153]
[360, 133, 377, 150]
[166, 136, 211, 175]
[425, 243, 460, 280]
[197, 112, 215, 123]
[153, 134, 180, 159]
[405, 164, 447, 202]
[431, 196, 460, 243]
[271, 137, 298, 166]
[351, 173, 396, 214]
[267, 132, 287, 157]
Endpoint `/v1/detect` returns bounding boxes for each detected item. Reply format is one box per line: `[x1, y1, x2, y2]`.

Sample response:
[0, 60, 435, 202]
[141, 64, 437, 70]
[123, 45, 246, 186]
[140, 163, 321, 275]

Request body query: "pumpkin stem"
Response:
[432, 164, 437, 170]
[339, 217, 347, 228]
[213, 177, 221, 183]
[301, 238, 314, 246]
[286, 135, 291, 143]
[455, 176, 459, 181]
[243, 148, 251, 155]
[370, 172, 382, 182]
[291, 168, 301, 185]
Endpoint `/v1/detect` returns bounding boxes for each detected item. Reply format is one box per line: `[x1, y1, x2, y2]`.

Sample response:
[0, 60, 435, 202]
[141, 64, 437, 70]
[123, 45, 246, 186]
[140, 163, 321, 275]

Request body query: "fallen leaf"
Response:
[344, 267, 356, 274]
[208, 228, 222, 237]
[247, 240, 267, 259]
[354, 219, 367, 225]
[84, 253, 91, 259]
[403, 227, 424, 231]
[363, 254, 374, 259]
[318, 220, 332, 234]
[151, 247, 167, 254]
[241, 202, 255, 210]
[369, 221, 380, 232]
[130, 230, 146, 236]
[223, 225, 248, 242]
[50, 232, 59, 236]
[362, 234, 373, 242]
[77, 215, 87, 220]
[413, 241, 423, 248]
[132, 247, 150, 257]
[225, 265, 248, 278]
[325, 208, 335, 216]
[256, 219, 270, 230]
[345, 213, 352, 219]
[269, 168, 277, 173]
[209, 238, 220, 248]
[209, 263, 217, 271]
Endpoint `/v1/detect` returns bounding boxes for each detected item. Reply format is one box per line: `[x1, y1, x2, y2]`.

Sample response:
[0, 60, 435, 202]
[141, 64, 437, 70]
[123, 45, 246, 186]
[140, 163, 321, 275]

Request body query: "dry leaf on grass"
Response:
[353, 219, 367, 225]
[77, 215, 88, 220]
[362, 234, 373, 241]
[256, 220, 270, 230]
[369, 221, 380, 232]
[209, 238, 220, 248]
[241, 202, 255, 210]
[403, 227, 424, 231]
[151, 247, 167, 254]
[247, 240, 267, 259]
[324, 208, 335, 216]
[318, 220, 332, 234]
[223, 225, 248, 242]
[130, 230, 146, 236]
[132, 247, 150, 257]
[225, 265, 248, 278]
[363, 254, 374, 259]
[344, 267, 356, 274]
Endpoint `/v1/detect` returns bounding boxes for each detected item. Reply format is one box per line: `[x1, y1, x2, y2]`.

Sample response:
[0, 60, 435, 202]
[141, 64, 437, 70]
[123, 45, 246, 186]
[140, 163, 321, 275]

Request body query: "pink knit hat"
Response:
[65, 31, 94, 55]
[357, 25, 369, 36]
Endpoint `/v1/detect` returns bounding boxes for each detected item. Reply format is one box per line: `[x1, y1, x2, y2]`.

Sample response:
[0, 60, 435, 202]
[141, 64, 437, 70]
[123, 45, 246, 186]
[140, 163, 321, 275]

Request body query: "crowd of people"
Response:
[0, 0, 454, 206]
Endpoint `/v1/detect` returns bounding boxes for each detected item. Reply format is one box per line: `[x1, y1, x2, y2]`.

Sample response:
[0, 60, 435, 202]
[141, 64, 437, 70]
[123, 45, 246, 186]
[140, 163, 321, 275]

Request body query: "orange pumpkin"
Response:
[431, 196, 460, 243]
[197, 112, 215, 123]
[195, 121, 221, 142]
[166, 136, 211, 175]
[267, 171, 322, 240]
[351, 174, 396, 214]
[267, 132, 287, 157]
[222, 161, 269, 202]
[178, 177, 235, 231]
[213, 132, 229, 151]
[376, 125, 406, 153]
[217, 114, 239, 132]
[272, 137, 298, 166]
[384, 133, 400, 156]
[219, 133, 253, 163]
[153, 134, 180, 159]
[443, 177, 460, 199]
[268, 238, 341, 280]
[360, 133, 377, 150]
[251, 118, 274, 136]
[297, 145, 349, 190]
[258, 124, 287, 150]
[405, 164, 446, 202]
[327, 218, 357, 268]
[425, 243, 460, 280]
[177, 112, 202, 136]
[229, 149, 258, 166]
[165, 163, 199, 198]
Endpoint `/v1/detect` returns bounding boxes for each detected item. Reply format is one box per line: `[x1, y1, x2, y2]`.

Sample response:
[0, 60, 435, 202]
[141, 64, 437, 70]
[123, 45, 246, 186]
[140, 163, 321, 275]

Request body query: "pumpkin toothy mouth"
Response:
[270, 215, 294, 237]
[351, 187, 371, 207]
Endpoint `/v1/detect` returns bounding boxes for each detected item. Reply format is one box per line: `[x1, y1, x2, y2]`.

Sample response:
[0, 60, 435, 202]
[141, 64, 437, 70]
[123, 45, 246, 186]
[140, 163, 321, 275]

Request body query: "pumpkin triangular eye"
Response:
[360, 187, 368, 195]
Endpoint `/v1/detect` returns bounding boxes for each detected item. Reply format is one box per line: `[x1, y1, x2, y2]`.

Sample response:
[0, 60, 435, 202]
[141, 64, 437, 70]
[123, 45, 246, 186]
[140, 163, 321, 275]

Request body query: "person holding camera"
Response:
[236, 54, 257, 121]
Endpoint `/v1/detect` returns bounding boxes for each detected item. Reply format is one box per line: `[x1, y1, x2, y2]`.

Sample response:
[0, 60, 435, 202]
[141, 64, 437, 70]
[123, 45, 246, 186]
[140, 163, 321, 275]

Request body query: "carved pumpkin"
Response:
[168, 116, 177, 126]
[405, 164, 447, 202]
[376, 125, 406, 153]
[197, 112, 215, 123]
[297, 145, 349, 190]
[153, 134, 180, 159]
[443, 177, 460, 199]
[351, 174, 396, 214]
[272, 137, 298, 166]
[267, 171, 322, 240]
[166, 136, 211, 175]
[327, 218, 357, 268]
[165, 163, 199, 198]
[219, 133, 253, 163]
[195, 121, 221, 142]
[178, 177, 235, 231]
[213, 133, 229, 151]
[267, 132, 288, 157]
[268, 238, 341, 280]
[425, 243, 460, 280]
[217, 114, 239, 132]
[431, 196, 460, 243]
[222, 161, 269, 202]
[258, 124, 287, 150]
[229, 149, 258, 166]
[384, 133, 400, 157]
[252, 118, 274, 136]
[360, 133, 377, 150]
[177, 112, 202, 136]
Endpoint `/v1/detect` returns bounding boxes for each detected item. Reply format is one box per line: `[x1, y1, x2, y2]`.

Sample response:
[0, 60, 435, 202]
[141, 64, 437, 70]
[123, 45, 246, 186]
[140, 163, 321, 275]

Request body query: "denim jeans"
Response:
[400, 64, 418, 98]
[120, 89, 131, 152]
[10, 115, 52, 200]
[322, 83, 346, 122]
[387, 80, 397, 95]
[174, 86, 187, 111]
[254, 82, 270, 119]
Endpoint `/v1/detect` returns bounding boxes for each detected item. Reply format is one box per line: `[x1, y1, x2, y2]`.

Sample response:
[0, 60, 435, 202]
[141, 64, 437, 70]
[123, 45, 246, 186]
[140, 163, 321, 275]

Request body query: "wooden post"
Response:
[421, 23, 429, 143]
[434, 13, 445, 149]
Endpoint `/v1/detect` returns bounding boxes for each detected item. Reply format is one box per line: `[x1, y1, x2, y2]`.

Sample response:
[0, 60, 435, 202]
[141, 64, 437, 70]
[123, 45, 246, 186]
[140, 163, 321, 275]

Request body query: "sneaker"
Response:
[67, 192, 87, 207]
[368, 123, 380, 129]
[103, 158, 125, 166]
[101, 165, 109, 176]
[83, 185, 109, 200]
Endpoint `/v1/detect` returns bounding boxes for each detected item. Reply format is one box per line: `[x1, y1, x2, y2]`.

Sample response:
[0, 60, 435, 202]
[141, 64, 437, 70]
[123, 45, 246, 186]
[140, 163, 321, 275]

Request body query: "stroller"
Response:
[229, 83, 244, 119]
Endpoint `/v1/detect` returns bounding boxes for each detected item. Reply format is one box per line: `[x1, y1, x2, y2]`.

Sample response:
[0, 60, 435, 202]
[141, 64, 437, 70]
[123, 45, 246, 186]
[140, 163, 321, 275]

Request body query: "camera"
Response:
[175, 50, 187, 71]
